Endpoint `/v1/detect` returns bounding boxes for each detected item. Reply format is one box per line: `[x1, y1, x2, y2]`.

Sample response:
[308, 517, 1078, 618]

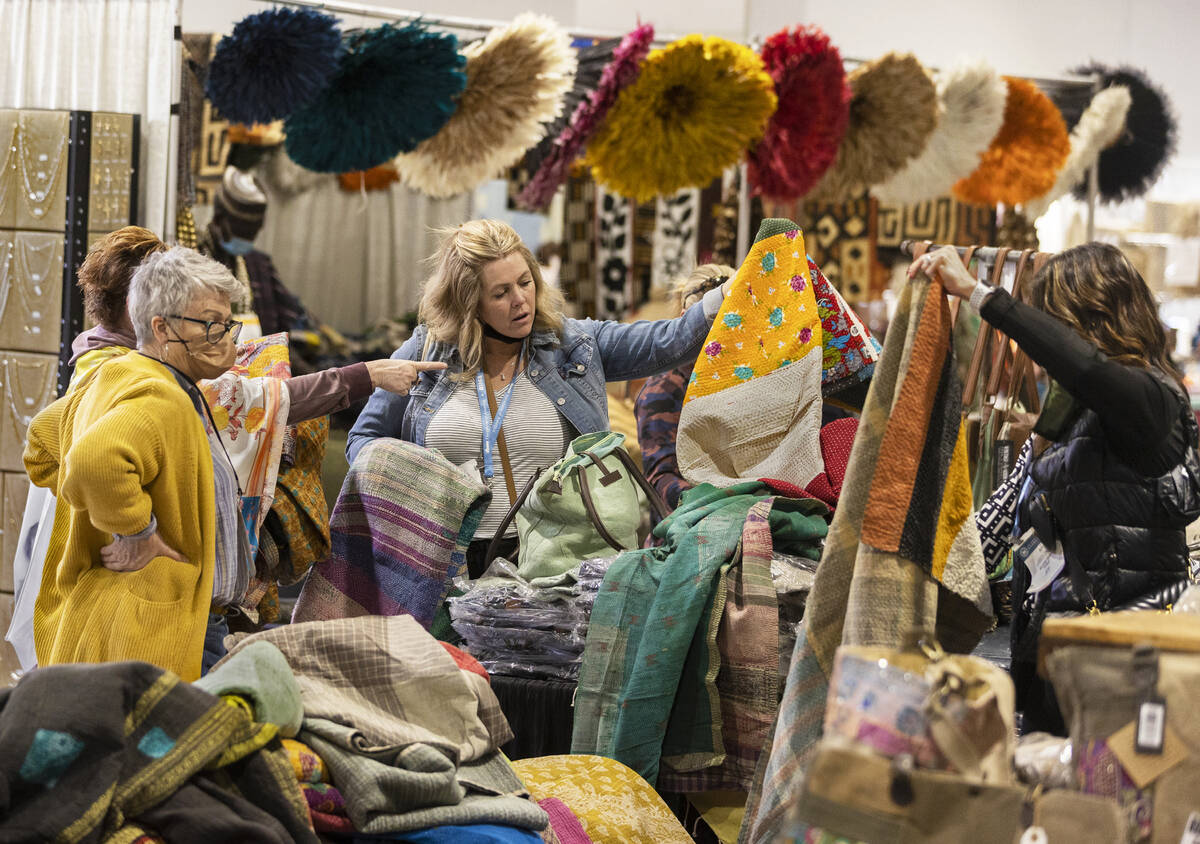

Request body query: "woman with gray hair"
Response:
[24, 247, 442, 679]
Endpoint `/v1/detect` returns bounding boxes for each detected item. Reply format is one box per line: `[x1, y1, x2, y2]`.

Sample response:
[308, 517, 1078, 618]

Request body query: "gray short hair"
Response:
[128, 246, 243, 346]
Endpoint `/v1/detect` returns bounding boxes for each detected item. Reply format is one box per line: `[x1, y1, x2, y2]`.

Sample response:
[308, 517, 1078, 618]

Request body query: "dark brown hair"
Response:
[76, 226, 168, 329]
[1030, 241, 1182, 387]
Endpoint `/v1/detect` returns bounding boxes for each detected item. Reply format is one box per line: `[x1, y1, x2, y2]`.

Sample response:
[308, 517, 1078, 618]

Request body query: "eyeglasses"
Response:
[168, 314, 243, 344]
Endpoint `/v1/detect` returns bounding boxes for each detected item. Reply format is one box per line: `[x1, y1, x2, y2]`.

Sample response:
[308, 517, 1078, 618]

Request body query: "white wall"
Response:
[185, 0, 1199, 197]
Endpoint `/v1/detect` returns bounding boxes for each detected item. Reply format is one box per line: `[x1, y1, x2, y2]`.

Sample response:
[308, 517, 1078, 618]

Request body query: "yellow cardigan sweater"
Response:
[24, 352, 216, 681]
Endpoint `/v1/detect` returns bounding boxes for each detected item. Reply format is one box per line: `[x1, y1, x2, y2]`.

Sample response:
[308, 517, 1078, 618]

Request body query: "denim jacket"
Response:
[346, 287, 724, 464]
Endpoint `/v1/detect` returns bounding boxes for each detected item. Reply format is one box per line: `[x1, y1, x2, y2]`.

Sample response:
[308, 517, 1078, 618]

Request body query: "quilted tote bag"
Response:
[487, 432, 667, 579]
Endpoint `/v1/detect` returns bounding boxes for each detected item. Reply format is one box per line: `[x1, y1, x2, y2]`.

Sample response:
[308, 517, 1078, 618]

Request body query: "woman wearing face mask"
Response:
[23, 248, 443, 680]
[347, 220, 731, 576]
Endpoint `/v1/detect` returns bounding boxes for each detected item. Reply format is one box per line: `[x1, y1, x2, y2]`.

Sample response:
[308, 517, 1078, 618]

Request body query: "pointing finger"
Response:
[412, 361, 449, 372]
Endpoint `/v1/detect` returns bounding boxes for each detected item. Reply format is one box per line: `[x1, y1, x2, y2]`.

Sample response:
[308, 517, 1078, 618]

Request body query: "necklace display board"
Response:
[0, 108, 140, 674]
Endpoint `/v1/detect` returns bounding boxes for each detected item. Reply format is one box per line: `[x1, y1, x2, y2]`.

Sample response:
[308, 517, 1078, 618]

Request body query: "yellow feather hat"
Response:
[586, 35, 776, 202]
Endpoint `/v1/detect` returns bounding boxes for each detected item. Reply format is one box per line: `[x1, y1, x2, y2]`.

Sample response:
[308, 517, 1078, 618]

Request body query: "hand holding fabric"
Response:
[365, 359, 448, 395]
[100, 531, 186, 572]
[908, 245, 976, 299]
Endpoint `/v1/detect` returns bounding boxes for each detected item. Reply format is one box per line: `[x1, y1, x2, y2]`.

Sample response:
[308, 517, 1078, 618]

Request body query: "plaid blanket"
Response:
[658, 499, 780, 793]
[219, 615, 512, 764]
[0, 661, 314, 843]
[740, 272, 994, 843]
[292, 438, 490, 628]
[572, 483, 827, 785]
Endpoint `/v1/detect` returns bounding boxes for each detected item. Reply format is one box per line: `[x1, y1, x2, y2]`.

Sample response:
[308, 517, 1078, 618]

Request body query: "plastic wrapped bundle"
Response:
[448, 556, 618, 681]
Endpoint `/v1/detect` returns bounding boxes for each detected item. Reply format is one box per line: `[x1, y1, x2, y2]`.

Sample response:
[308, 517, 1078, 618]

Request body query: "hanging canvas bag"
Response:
[1041, 612, 1200, 844]
[486, 431, 667, 580]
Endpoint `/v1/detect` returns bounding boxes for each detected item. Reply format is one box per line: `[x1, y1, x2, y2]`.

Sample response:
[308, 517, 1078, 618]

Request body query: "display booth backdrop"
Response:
[0, 0, 176, 237]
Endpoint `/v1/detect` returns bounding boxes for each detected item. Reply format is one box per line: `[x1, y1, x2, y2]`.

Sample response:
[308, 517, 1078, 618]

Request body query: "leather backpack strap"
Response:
[578, 461, 626, 552]
[483, 374, 520, 504]
[962, 247, 1009, 414]
[483, 467, 541, 569]
[610, 446, 670, 521]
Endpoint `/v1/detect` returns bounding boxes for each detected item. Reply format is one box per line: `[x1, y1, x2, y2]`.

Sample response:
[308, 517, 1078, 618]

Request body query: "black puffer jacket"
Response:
[1020, 388, 1199, 615]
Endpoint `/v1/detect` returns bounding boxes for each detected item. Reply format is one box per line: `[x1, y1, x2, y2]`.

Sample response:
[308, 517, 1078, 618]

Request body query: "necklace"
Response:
[3, 354, 56, 445]
[0, 239, 14, 327]
[0, 120, 17, 220]
[11, 233, 61, 344]
[16, 113, 68, 222]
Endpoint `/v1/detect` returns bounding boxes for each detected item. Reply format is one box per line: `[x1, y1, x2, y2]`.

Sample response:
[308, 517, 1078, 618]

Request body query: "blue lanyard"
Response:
[474, 369, 516, 481]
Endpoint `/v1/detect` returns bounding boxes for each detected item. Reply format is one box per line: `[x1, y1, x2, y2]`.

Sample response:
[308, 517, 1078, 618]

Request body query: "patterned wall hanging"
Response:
[651, 187, 700, 290]
[875, 196, 997, 251]
[767, 188, 883, 304]
[631, 199, 657, 308]
[558, 169, 596, 314]
[594, 185, 634, 319]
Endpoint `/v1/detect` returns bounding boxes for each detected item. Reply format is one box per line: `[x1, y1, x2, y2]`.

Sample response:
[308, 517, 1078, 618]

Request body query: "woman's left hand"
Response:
[907, 245, 977, 299]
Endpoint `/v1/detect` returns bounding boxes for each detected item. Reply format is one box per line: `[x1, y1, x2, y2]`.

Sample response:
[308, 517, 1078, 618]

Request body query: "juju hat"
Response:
[873, 59, 1007, 204]
[585, 35, 777, 202]
[747, 25, 851, 202]
[813, 52, 938, 201]
[676, 218, 825, 489]
[1068, 64, 1177, 202]
[953, 77, 1069, 207]
[394, 13, 576, 198]
[284, 22, 466, 173]
[517, 24, 654, 210]
[1023, 86, 1132, 219]
[207, 6, 343, 125]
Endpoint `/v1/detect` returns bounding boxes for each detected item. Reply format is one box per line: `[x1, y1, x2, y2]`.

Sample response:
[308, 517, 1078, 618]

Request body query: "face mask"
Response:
[220, 236, 255, 256]
[165, 326, 237, 381]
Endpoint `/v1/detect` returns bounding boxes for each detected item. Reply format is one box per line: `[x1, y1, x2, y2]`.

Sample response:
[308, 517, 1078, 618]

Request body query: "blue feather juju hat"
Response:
[284, 23, 466, 174]
[206, 7, 343, 125]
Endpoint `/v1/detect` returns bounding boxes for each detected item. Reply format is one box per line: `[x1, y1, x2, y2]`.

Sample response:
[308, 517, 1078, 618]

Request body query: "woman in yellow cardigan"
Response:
[23, 255, 233, 681]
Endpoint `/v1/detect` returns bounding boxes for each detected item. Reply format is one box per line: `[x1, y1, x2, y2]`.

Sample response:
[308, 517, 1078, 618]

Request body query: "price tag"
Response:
[1014, 529, 1065, 594]
[1136, 697, 1167, 755]
[1180, 811, 1200, 844]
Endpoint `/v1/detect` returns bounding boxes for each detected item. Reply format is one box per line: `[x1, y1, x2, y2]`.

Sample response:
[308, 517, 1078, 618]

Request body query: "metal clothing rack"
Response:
[249, 0, 683, 44]
[898, 241, 1048, 264]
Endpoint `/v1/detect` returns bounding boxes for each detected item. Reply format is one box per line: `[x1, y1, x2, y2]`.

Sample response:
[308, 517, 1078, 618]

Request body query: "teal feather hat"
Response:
[285, 22, 466, 174]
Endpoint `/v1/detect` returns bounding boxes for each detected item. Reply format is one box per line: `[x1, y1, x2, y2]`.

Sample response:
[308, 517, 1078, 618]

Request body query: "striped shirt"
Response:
[425, 371, 572, 539]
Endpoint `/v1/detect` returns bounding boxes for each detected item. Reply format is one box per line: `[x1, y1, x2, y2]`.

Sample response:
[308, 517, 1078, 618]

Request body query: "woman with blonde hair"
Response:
[912, 242, 1200, 733]
[348, 219, 730, 575]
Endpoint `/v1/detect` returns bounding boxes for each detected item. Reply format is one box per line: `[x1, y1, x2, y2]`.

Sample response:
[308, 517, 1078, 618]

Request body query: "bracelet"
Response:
[969, 280, 995, 311]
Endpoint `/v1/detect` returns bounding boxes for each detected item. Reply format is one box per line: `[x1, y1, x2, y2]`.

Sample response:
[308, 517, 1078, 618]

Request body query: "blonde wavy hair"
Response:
[672, 263, 735, 311]
[419, 219, 565, 379]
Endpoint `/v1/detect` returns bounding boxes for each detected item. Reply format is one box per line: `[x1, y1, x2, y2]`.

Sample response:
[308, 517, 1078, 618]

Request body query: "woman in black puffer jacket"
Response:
[912, 242, 1200, 733]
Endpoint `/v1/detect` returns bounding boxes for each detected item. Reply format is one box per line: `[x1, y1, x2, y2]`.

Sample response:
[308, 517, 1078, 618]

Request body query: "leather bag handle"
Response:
[962, 247, 1009, 413]
[480, 444, 670, 571]
[483, 468, 541, 570]
[982, 250, 1034, 427]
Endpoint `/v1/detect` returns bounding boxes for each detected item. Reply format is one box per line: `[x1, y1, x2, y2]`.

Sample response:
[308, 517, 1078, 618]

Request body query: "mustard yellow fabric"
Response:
[511, 755, 691, 843]
[71, 344, 132, 385]
[24, 352, 216, 681]
[684, 226, 820, 404]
